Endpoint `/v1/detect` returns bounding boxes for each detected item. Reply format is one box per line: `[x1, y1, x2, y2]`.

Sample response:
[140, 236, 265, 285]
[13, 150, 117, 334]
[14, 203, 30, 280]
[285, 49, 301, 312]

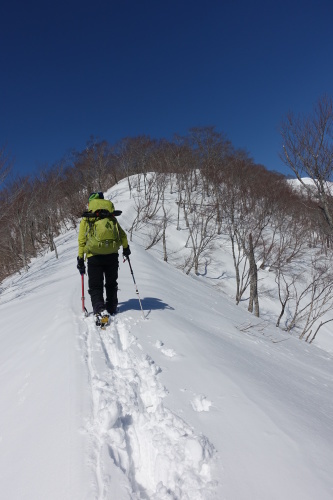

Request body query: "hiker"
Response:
[76, 192, 131, 323]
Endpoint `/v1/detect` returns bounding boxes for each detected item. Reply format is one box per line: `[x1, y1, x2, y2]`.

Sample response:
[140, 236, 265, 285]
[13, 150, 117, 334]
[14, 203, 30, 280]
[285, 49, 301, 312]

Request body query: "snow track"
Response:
[83, 315, 216, 500]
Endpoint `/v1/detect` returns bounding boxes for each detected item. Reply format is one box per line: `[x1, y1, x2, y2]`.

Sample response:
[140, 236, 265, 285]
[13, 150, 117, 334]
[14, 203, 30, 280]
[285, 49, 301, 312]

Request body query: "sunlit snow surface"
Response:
[0, 178, 332, 499]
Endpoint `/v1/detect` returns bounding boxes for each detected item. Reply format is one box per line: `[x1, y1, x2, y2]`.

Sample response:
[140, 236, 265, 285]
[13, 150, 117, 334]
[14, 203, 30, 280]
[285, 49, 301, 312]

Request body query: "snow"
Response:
[288, 176, 316, 187]
[0, 178, 333, 499]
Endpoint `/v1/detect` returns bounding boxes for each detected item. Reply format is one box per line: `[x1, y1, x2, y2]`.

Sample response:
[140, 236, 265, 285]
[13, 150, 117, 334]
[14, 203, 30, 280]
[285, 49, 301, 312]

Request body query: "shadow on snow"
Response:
[118, 297, 174, 313]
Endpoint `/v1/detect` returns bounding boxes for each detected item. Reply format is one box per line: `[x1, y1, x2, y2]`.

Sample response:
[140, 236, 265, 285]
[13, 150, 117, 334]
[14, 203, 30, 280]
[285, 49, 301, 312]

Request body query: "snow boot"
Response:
[95, 309, 110, 328]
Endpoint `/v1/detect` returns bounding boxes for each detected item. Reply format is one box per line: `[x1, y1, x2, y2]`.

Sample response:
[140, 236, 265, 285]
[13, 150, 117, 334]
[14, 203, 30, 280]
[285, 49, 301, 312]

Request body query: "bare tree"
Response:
[128, 173, 162, 240]
[154, 173, 171, 262]
[182, 179, 218, 276]
[34, 167, 66, 258]
[221, 159, 282, 315]
[143, 174, 173, 261]
[0, 144, 12, 188]
[187, 126, 233, 199]
[281, 95, 333, 234]
[3, 177, 37, 271]
[73, 138, 114, 194]
[282, 256, 333, 341]
[275, 268, 296, 328]
[272, 223, 309, 327]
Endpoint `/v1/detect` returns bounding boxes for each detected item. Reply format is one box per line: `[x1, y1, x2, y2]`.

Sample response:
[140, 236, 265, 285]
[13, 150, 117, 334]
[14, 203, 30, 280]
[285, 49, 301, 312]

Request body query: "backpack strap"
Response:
[82, 209, 122, 219]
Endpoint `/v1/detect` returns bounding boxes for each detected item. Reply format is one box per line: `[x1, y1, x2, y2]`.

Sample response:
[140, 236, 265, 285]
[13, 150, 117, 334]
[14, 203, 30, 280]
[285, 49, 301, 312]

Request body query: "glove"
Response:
[77, 256, 86, 275]
[123, 246, 131, 258]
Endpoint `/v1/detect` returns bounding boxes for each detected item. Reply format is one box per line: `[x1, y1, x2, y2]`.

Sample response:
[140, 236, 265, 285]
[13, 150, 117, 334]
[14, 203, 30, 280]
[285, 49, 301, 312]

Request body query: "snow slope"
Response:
[0, 178, 333, 499]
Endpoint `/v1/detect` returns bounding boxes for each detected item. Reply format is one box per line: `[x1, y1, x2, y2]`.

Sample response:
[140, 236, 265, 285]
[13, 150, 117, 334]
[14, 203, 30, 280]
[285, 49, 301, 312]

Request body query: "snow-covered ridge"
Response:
[287, 176, 333, 191]
[288, 176, 316, 186]
[0, 176, 333, 499]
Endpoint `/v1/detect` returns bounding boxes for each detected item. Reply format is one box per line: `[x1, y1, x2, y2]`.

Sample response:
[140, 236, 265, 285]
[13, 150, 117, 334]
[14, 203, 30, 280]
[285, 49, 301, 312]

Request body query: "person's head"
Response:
[88, 192, 104, 202]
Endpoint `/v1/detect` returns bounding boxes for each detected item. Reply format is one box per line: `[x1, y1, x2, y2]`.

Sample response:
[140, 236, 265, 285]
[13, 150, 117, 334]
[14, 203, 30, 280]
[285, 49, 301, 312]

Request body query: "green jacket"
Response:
[78, 198, 129, 259]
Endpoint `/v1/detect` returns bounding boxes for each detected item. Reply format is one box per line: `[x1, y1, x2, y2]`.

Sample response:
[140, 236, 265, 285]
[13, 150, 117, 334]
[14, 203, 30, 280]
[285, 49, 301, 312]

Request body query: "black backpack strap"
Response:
[81, 209, 122, 219]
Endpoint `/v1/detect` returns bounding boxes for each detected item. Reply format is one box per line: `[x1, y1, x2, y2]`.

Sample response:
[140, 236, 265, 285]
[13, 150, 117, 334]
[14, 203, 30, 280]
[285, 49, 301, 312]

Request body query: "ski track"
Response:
[82, 314, 217, 500]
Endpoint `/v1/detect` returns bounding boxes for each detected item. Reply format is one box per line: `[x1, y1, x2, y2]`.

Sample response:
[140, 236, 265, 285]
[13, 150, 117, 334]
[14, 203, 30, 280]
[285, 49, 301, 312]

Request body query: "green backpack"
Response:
[83, 199, 122, 255]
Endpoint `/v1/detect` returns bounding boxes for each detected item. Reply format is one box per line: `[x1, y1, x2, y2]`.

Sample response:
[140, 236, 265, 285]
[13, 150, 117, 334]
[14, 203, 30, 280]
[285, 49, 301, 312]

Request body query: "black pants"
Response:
[87, 253, 119, 314]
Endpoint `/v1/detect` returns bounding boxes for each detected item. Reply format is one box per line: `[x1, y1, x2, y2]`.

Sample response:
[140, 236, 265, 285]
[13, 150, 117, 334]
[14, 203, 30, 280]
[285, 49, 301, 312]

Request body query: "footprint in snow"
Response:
[155, 340, 177, 358]
[190, 394, 212, 412]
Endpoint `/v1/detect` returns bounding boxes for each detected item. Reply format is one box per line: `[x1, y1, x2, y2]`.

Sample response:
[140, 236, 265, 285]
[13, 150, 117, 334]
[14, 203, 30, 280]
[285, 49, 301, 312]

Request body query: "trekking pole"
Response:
[124, 256, 145, 319]
[81, 274, 88, 316]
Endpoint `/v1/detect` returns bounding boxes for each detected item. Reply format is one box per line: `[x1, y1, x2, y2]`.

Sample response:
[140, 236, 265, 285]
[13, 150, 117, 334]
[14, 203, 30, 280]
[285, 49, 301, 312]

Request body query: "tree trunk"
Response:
[248, 233, 259, 317]
[162, 203, 168, 262]
[19, 227, 28, 271]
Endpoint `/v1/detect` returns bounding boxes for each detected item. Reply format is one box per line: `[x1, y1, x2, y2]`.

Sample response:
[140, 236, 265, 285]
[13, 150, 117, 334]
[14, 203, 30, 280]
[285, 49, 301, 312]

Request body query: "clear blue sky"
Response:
[1, 0, 333, 177]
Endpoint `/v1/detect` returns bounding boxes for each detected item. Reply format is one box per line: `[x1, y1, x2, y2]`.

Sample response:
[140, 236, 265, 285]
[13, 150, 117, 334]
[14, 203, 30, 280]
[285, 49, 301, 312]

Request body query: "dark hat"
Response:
[88, 192, 104, 201]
